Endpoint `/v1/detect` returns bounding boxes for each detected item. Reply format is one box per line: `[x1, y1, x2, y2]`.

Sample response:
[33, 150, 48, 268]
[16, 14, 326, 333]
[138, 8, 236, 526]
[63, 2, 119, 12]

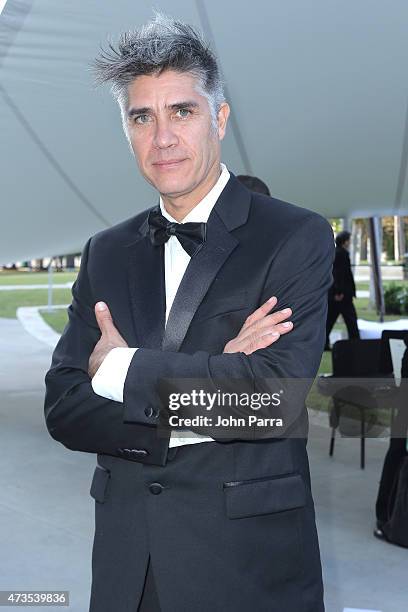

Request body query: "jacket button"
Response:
[149, 482, 164, 495]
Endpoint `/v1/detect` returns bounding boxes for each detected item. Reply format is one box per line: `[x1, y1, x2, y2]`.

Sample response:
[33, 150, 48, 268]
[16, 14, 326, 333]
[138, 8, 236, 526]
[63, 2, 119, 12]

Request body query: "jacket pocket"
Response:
[90, 465, 111, 503]
[223, 472, 306, 519]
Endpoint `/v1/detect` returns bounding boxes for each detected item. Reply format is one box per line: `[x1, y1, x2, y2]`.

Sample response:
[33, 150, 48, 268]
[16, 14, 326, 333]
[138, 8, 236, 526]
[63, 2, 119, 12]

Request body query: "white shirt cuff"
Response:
[91, 347, 138, 402]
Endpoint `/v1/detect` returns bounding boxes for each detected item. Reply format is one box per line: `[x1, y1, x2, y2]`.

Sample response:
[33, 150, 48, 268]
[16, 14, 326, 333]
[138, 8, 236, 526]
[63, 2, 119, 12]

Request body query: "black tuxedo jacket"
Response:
[44, 174, 334, 612]
[329, 245, 356, 299]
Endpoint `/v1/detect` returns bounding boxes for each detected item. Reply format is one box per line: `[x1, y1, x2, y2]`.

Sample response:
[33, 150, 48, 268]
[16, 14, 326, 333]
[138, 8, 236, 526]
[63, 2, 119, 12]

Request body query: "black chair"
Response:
[332, 338, 383, 377]
[318, 339, 391, 469]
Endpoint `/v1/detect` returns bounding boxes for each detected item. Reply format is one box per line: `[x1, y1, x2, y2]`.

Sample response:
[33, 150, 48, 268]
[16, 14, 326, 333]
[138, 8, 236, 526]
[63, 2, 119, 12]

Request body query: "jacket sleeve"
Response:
[43, 237, 163, 460]
[122, 214, 335, 440]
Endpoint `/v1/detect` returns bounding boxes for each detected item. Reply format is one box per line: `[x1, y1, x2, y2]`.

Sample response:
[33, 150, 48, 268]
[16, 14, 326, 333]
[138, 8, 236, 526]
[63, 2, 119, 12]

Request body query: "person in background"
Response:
[236, 174, 271, 195]
[325, 230, 359, 350]
[374, 337, 408, 541]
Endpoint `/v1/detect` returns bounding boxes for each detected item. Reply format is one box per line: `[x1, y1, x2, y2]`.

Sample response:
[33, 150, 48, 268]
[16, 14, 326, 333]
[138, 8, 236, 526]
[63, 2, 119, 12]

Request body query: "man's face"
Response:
[125, 70, 229, 199]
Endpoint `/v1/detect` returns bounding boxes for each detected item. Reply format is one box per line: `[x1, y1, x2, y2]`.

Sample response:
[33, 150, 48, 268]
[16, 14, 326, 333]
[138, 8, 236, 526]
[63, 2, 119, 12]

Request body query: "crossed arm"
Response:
[44, 214, 334, 453]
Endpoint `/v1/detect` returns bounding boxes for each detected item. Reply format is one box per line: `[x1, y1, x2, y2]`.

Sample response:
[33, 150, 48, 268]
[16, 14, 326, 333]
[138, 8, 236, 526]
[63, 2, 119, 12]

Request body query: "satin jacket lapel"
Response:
[125, 208, 166, 349]
[161, 174, 252, 353]
[162, 212, 238, 352]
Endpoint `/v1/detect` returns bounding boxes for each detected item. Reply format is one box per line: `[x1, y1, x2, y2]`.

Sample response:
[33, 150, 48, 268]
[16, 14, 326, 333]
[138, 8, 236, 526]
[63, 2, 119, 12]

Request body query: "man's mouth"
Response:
[152, 159, 186, 169]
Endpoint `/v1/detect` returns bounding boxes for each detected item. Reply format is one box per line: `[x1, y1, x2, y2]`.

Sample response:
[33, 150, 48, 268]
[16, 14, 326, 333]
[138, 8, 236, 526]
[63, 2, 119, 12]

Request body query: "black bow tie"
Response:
[148, 208, 207, 257]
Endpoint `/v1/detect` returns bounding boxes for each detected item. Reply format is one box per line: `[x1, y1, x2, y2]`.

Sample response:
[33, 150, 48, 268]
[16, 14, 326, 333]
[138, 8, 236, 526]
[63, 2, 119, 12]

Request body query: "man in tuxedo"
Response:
[44, 14, 334, 612]
[325, 230, 359, 350]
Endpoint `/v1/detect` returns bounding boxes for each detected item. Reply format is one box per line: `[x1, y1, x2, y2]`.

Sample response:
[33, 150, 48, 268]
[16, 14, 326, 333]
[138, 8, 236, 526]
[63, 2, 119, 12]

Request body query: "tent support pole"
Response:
[368, 217, 385, 322]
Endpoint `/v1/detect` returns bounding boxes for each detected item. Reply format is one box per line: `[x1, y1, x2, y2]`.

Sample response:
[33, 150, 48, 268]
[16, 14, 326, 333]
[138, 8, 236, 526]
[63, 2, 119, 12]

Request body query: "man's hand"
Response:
[334, 293, 344, 302]
[88, 302, 128, 378]
[223, 296, 293, 355]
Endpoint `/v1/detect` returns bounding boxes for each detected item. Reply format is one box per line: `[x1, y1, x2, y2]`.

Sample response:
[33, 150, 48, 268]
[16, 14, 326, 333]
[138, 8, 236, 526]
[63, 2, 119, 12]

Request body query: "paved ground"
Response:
[0, 317, 406, 612]
[0, 318, 93, 611]
[354, 266, 404, 282]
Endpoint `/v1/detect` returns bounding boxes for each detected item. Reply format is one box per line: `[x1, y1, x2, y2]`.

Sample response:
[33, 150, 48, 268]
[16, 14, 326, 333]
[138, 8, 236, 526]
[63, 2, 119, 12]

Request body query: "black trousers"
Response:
[325, 297, 359, 346]
[375, 402, 408, 524]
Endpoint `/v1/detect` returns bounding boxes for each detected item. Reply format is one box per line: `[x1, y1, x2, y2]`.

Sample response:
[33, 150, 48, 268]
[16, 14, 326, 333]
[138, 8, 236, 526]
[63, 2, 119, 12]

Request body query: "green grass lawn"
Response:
[356, 280, 408, 292]
[40, 309, 70, 334]
[0, 289, 72, 318]
[0, 271, 77, 285]
[0, 275, 402, 288]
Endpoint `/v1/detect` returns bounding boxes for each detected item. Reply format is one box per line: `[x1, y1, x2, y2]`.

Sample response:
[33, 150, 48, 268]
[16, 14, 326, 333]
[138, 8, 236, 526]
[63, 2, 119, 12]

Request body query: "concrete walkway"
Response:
[17, 305, 67, 348]
[354, 266, 404, 282]
[0, 318, 93, 611]
[0, 317, 406, 612]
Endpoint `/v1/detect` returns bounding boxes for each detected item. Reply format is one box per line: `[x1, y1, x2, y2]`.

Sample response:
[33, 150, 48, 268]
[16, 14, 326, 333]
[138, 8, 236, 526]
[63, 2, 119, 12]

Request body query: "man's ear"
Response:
[217, 102, 230, 141]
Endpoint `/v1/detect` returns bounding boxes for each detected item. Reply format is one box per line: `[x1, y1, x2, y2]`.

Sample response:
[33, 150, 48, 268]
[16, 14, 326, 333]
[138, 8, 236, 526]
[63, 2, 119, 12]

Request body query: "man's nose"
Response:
[153, 117, 178, 149]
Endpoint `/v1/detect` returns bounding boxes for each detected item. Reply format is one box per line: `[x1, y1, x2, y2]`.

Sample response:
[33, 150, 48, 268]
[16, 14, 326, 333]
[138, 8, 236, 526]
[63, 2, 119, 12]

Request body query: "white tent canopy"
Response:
[1, 0, 408, 264]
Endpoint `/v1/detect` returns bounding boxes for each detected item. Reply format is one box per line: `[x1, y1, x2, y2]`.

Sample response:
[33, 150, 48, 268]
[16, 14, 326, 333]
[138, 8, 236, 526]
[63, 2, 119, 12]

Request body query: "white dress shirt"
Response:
[92, 163, 231, 447]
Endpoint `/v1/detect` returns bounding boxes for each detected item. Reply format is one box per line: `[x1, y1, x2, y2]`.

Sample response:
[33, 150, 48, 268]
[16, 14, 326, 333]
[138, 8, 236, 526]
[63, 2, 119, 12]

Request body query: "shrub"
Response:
[401, 290, 408, 315]
[384, 283, 408, 315]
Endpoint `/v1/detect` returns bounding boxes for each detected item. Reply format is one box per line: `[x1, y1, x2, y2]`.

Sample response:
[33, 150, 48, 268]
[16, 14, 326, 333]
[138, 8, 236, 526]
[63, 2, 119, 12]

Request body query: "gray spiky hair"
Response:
[92, 12, 225, 138]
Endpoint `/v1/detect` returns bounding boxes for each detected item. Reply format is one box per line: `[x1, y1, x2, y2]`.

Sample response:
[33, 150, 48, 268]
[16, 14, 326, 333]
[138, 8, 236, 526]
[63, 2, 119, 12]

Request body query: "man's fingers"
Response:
[241, 322, 295, 354]
[241, 295, 277, 329]
[95, 301, 116, 335]
[241, 330, 282, 355]
[261, 321, 293, 336]
[239, 308, 292, 343]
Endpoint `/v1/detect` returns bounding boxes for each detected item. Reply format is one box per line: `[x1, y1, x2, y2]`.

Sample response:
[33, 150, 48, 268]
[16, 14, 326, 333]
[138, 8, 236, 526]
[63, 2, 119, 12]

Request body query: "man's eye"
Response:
[135, 114, 150, 124]
[175, 108, 191, 119]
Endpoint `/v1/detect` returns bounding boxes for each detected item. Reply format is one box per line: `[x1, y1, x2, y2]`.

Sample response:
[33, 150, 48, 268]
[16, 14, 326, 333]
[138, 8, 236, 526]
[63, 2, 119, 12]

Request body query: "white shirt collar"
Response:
[159, 163, 230, 224]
